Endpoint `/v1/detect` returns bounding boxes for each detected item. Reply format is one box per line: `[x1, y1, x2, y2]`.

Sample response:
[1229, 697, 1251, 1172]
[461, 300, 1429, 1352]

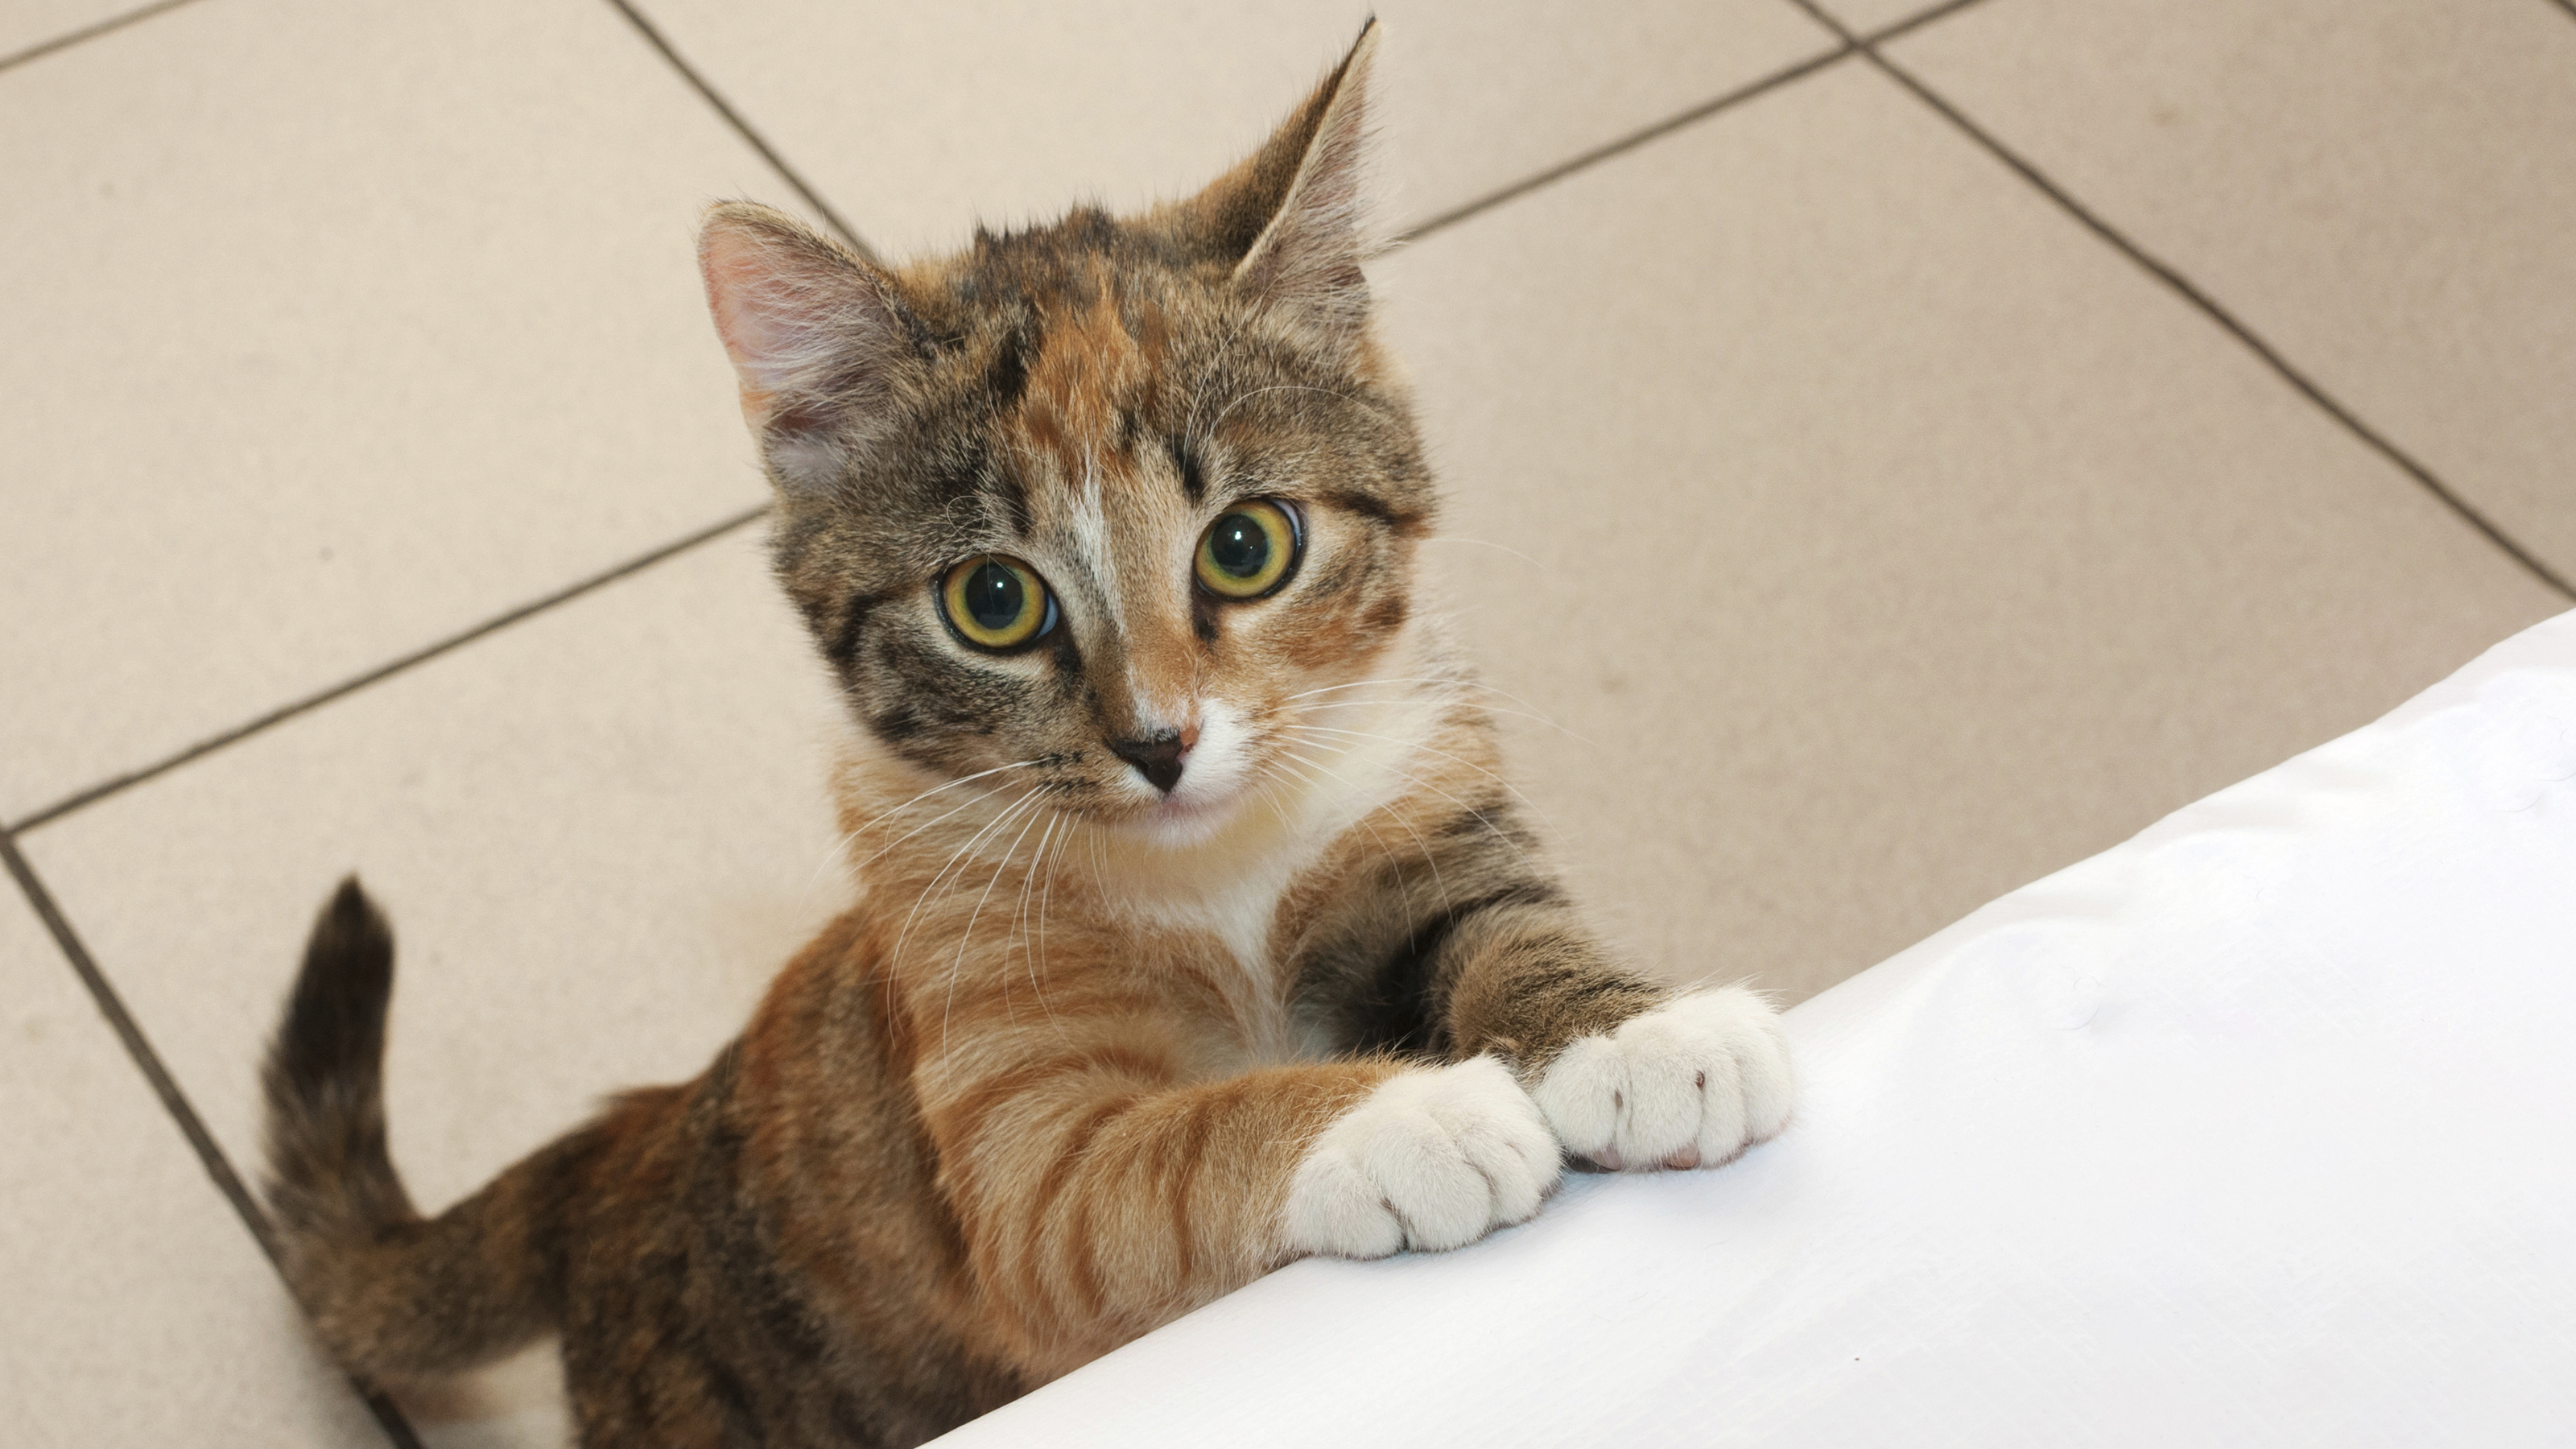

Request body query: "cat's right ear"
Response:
[697, 202, 918, 497]
[1176, 20, 1382, 346]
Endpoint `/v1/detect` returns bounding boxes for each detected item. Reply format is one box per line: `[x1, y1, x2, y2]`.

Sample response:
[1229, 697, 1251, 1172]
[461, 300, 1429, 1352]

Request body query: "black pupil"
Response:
[965, 562, 1025, 632]
[1210, 513, 1270, 578]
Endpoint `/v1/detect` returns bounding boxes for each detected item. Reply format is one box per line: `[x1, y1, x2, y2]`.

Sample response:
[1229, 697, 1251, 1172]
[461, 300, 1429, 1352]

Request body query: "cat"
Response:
[259, 22, 1793, 1448]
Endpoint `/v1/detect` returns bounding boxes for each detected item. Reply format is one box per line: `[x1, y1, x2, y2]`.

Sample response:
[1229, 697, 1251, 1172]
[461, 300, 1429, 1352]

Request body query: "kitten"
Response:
[260, 23, 1792, 1447]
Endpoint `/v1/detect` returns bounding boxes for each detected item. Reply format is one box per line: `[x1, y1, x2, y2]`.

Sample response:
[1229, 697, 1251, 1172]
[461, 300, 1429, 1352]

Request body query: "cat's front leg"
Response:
[1280, 1054, 1558, 1257]
[910, 1030, 1557, 1373]
[1426, 895, 1797, 1172]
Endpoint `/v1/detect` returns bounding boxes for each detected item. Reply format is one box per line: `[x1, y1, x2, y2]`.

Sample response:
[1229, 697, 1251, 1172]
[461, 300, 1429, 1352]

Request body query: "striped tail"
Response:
[261, 877, 568, 1381]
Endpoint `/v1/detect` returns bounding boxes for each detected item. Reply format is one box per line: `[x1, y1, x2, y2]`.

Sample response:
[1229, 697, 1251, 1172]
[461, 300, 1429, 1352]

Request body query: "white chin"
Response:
[1130, 785, 1245, 847]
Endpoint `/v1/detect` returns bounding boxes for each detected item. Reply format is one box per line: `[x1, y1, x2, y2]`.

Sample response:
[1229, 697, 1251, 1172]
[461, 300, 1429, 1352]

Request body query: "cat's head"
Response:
[698, 24, 1436, 844]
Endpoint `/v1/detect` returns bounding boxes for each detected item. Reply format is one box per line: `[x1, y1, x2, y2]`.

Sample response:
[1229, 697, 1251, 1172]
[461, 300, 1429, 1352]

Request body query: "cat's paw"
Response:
[1531, 987, 1794, 1170]
[1282, 1055, 1562, 1258]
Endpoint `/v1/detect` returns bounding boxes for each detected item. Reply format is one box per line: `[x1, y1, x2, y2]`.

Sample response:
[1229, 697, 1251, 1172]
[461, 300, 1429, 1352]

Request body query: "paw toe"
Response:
[1284, 1154, 1402, 1258]
[1286, 1056, 1564, 1258]
[1360, 1114, 1489, 1249]
[1536, 988, 1797, 1171]
[1530, 1036, 1622, 1158]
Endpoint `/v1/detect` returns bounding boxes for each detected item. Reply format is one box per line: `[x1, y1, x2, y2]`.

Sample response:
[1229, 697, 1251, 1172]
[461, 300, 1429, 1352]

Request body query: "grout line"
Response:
[4, 0, 1997, 839]
[0, 830, 427, 1448]
[1786, 0, 2576, 604]
[599, 0, 880, 264]
[1860, 0, 2008, 45]
[0, 0, 205, 75]
[0, 836, 275, 1254]
[10, 503, 773, 836]
[1395, 43, 1853, 246]
[617, 0, 1998, 263]
[1393, 0, 1997, 248]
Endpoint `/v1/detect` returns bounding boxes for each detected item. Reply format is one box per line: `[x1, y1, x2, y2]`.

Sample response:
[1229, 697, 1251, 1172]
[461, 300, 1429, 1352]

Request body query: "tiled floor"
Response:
[5, 1, 2570, 1443]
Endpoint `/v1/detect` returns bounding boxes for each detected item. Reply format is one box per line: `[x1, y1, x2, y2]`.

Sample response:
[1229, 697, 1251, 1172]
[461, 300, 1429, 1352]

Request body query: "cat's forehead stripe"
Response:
[1026, 284, 1147, 439]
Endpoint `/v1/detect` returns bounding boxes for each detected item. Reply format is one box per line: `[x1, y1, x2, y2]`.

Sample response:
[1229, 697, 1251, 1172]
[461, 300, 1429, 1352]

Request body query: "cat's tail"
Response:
[261, 877, 572, 1382]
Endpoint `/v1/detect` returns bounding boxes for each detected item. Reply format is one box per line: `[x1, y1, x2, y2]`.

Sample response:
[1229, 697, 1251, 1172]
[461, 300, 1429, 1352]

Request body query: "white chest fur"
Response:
[1095, 687, 1443, 1051]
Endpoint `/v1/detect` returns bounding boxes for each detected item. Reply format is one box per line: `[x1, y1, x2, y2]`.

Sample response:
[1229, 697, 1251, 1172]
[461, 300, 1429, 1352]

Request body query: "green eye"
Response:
[939, 555, 1055, 650]
[1195, 500, 1300, 600]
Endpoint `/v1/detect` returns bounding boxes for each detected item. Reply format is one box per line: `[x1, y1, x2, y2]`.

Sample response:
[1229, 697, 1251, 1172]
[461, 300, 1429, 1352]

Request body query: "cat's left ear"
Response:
[697, 201, 920, 497]
[1192, 20, 1382, 342]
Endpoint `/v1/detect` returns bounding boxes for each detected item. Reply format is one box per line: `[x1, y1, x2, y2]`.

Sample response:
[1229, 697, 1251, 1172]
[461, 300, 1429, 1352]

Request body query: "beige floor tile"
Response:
[0, 887, 386, 1447]
[19, 526, 845, 1443]
[0, 0, 154, 64]
[1806, 0, 1963, 37]
[1890, 0, 2576, 586]
[0, 0, 829, 821]
[19, 526, 842, 1218]
[628, 0, 1839, 260]
[1372, 61, 2564, 1005]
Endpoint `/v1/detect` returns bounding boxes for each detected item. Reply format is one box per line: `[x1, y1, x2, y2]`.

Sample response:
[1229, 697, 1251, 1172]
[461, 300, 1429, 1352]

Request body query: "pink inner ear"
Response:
[699, 229, 808, 410]
[696, 210, 907, 444]
[1232, 26, 1378, 336]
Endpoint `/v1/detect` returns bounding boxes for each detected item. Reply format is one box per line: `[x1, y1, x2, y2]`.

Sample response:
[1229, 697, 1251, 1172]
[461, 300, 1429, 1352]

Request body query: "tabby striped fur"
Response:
[261, 23, 1792, 1447]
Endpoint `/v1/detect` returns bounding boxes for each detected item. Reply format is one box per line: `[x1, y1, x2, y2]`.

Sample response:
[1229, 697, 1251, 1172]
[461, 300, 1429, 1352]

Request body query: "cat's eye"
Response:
[1194, 500, 1301, 600]
[939, 555, 1056, 651]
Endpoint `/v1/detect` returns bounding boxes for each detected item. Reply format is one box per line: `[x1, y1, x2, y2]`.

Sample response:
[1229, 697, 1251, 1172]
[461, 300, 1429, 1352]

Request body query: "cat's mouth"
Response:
[1098, 753, 1272, 849]
[1124, 774, 1250, 844]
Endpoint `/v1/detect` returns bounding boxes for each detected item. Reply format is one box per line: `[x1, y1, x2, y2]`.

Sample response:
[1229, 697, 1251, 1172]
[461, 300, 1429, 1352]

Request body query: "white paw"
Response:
[1282, 1055, 1563, 1258]
[1532, 988, 1794, 1170]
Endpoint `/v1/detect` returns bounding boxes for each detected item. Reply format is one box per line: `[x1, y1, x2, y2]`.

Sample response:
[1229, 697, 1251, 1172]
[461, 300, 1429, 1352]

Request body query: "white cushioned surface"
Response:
[937, 611, 2576, 1447]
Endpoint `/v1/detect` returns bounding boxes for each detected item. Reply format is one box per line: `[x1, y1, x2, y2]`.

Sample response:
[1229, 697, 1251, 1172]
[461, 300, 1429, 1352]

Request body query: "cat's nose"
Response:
[1108, 731, 1190, 795]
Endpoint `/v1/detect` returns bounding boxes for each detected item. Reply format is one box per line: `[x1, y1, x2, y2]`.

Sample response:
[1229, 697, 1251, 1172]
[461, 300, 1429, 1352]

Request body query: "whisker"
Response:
[1006, 813, 1059, 1026]
[902, 791, 1047, 1075]
[1422, 535, 1542, 568]
[1261, 757, 1419, 927]
[809, 758, 1046, 884]
[1274, 747, 1449, 904]
[944, 796, 1051, 1046]
[1022, 815, 1075, 1048]
[1276, 722, 1562, 840]
[1280, 675, 1461, 703]
[1011, 814, 1056, 968]
[1295, 695, 1594, 745]
[1084, 819, 1111, 899]
[1247, 758, 1402, 977]
[843, 762, 1054, 877]
[886, 788, 1042, 997]
[1182, 306, 1262, 452]
[850, 758, 1049, 840]
[1278, 674, 1579, 726]
[1200, 382, 1370, 446]
[1037, 819, 1088, 1048]
[1294, 740, 1542, 878]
